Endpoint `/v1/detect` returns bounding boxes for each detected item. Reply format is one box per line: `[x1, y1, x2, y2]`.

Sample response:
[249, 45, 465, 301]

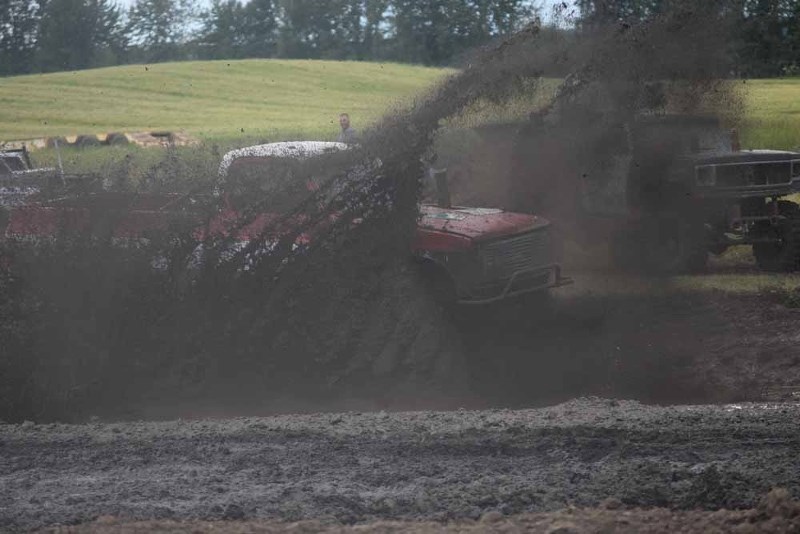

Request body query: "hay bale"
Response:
[45, 137, 69, 149]
[104, 133, 130, 146]
[74, 135, 102, 148]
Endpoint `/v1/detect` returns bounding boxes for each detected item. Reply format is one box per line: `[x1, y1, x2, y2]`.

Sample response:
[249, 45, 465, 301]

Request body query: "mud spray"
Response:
[0, 2, 745, 422]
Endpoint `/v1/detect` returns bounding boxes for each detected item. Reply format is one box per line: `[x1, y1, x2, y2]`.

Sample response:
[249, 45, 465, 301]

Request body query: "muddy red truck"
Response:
[1, 142, 570, 304]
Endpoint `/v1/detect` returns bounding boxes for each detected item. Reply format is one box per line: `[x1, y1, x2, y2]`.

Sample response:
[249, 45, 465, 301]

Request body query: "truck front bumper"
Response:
[457, 264, 572, 305]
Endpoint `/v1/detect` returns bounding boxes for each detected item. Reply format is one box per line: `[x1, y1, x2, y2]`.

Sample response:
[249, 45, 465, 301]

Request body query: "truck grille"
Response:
[481, 228, 551, 280]
[713, 161, 794, 187]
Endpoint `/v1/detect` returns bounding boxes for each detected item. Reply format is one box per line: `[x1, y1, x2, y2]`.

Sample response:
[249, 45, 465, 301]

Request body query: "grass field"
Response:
[2, 60, 799, 219]
[740, 77, 800, 150]
[0, 59, 450, 142]
[0, 60, 797, 149]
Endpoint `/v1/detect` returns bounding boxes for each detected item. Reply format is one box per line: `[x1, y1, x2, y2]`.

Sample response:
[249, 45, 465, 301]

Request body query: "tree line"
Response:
[577, 0, 800, 77]
[0, 0, 535, 75]
[0, 0, 797, 77]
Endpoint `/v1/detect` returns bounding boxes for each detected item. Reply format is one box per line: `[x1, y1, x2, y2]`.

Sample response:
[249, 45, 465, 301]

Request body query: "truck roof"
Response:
[218, 141, 349, 176]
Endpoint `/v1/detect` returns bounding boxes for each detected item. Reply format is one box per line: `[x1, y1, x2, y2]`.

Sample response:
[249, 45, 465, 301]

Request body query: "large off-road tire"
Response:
[611, 216, 708, 274]
[610, 224, 646, 272]
[753, 202, 800, 272]
[417, 260, 458, 309]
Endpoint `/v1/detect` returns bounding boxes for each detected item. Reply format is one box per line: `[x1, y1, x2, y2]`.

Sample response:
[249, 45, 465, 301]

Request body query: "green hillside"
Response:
[0, 59, 797, 150]
[0, 59, 451, 142]
[740, 77, 800, 149]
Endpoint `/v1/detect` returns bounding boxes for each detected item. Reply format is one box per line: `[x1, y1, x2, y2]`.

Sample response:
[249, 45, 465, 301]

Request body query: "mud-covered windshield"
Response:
[0, 155, 26, 174]
[633, 120, 730, 157]
[223, 156, 312, 212]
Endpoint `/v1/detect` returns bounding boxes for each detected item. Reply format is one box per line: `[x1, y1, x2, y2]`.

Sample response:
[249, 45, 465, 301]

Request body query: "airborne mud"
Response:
[2, 1, 749, 423]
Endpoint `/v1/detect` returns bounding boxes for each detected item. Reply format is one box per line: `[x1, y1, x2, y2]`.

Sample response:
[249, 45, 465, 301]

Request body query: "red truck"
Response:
[1, 142, 570, 304]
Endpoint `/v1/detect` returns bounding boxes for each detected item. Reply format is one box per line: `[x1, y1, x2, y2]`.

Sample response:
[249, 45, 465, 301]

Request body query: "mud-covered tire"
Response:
[611, 216, 708, 274]
[417, 261, 457, 309]
[753, 203, 800, 272]
[645, 215, 708, 274]
[610, 224, 646, 272]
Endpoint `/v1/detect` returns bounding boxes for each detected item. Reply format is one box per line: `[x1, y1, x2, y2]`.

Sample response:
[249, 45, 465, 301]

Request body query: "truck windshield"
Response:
[0, 155, 26, 174]
[224, 156, 313, 213]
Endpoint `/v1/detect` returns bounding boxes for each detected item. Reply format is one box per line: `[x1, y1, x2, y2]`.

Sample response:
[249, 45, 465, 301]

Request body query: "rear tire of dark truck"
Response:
[753, 201, 800, 272]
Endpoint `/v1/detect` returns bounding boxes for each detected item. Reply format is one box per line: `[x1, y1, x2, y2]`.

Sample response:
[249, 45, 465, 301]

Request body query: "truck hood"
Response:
[689, 149, 800, 165]
[419, 205, 549, 242]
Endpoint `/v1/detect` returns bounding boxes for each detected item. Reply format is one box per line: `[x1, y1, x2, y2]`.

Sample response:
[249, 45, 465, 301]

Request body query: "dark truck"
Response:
[580, 115, 800, 273]
[0, 147, 58, 181]
[1, 142, 571, 304]
[0, 147, 61, 207]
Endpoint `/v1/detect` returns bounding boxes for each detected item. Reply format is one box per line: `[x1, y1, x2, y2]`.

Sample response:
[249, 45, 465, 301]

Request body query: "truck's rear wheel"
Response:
[753, 203, 800, 272]
[612, 216, 707, 274]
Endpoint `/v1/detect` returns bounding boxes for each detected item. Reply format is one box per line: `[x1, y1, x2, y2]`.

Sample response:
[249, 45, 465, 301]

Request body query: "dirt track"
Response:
[3, 399, 800, 531]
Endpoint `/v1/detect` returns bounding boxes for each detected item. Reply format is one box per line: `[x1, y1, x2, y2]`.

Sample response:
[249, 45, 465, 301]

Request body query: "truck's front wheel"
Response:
[417, 260, 458, 308]
[644, 221, 708, 274]
[753, 203, 800, 272]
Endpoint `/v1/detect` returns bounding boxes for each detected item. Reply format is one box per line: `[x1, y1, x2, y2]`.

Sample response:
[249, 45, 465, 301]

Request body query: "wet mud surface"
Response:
[3, 399, 800, 531]
[120, 277, 800, 424]
[37, 496, 800, 534]
[452, 274, 800, 409]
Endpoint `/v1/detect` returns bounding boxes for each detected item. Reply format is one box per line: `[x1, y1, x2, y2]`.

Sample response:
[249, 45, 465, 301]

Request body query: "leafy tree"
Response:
[241, 0, 279, 57]
[275, 0, 350, 59]
[575, 0, 666, 24]
[362, 0, 390, 60]
[735, 0, 799, 76]
[388, 0, 532, 65]
[36, 0, 126, 72]
[0, 0, 44, 75]
[199, 0, 247, 59]
[577, 0, 800, 77]
[127, 0, 196, 62]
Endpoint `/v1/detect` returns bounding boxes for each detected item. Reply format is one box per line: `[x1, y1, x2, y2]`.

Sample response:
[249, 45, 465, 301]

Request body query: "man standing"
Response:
[337, 113, 359, 144]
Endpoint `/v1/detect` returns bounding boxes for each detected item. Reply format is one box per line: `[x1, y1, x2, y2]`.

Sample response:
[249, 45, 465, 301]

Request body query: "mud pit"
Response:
[4, 282, 800, 532]
[457, 274, 800, 409]
[90, 275, 799, 422]
[3, 399, 800, 532]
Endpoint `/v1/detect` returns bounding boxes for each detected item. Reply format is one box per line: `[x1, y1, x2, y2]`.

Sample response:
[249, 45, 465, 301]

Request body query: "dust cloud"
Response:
[0, 2, 747, 422]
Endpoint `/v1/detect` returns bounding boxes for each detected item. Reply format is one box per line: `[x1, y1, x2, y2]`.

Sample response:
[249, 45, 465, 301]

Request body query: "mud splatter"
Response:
[0, 4, 749, 422]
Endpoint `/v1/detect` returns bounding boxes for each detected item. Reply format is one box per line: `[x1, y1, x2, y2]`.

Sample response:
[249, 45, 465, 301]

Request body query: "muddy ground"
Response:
[117, 268, 800, 423]
[2, 399, 800, 532]
[4, 265, 800, 533]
